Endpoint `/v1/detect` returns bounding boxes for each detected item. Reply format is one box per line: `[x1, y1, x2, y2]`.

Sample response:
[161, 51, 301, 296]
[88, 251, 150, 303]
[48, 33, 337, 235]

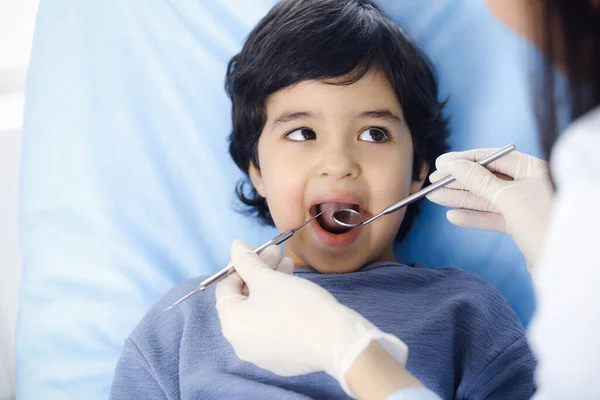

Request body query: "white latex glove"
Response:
[238, 243, 295, 296]
[216, 241, 408, 398]
[426, 149, 554, 267]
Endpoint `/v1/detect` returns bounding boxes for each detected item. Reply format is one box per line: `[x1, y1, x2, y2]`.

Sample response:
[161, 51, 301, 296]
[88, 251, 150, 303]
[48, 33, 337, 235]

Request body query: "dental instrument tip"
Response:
[292, 210, 325, 233]
[163, 287, 204, 312]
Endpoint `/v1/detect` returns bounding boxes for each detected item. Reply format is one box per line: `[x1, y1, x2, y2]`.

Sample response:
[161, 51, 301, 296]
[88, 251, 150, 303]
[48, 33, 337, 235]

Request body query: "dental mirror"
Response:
[332, 208, 363, 228]
[333, 208, 366, 229]
[333, 144, 517, 229]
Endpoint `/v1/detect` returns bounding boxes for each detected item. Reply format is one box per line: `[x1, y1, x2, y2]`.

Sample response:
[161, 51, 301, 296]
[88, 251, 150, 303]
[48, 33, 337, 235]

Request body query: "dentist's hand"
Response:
[427, 149, 554, 267]
[236, 243, 296, 296]
[216, 241, 408, 397]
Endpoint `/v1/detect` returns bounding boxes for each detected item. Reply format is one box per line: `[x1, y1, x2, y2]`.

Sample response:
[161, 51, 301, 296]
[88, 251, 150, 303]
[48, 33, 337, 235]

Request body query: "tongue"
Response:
[318, 202, 355, 233]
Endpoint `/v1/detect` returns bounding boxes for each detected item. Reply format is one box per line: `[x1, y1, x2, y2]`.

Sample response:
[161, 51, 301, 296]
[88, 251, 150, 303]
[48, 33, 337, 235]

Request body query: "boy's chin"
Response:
[289, 243, 397, 274]
[300, 253, 394, 274]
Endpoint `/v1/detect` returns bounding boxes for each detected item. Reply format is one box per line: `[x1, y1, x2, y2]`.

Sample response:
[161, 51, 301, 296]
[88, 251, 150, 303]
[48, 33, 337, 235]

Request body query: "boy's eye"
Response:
[359, 127, 390, 143]
[285, 128, 317, 141]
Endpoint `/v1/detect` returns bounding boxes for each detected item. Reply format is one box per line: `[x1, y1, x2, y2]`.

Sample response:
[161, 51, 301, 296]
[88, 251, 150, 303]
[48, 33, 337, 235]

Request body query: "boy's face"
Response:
[249, 68, 426, 273]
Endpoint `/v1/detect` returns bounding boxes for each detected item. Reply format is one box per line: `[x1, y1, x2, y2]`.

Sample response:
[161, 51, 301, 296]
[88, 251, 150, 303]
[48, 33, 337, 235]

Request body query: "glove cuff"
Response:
[337, 331, 409, 398]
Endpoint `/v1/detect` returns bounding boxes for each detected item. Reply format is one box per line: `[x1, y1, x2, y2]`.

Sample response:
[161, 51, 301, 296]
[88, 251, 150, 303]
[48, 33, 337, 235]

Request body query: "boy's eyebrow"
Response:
[359, 109, 403, 124]
[271, 109, 402, 126]
[272, 111, 315, 126]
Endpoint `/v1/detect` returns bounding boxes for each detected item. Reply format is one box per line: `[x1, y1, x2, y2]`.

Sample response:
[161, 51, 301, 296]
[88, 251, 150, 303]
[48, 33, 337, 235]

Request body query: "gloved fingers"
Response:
[441, 160, 508, 204]
[218, 243, 280, 300]
[216, 271, 249, 345]
[429, 169, 460, 186]
[426, 187, 501, 213]
[231, 240, 275, 288]
[429, 169, 512, 189]
[275, 256, 295, 275]
[520, 154, 550, 179]
[258, 244, 283, 268]
[251, 358, 314, 377]
[435, 149, 534, 179]
[216, 270, 246, 305]
[446, 209, 508, 233]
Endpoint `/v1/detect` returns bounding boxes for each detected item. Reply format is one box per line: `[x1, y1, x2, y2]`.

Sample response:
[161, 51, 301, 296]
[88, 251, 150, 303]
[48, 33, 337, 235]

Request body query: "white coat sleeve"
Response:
[529, 106, 600, 400]
[385, 388, 442, 400]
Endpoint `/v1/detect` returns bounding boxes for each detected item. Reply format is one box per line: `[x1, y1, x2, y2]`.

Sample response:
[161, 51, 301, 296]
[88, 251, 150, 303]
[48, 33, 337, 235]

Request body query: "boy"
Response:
[111, 0, 535, 399]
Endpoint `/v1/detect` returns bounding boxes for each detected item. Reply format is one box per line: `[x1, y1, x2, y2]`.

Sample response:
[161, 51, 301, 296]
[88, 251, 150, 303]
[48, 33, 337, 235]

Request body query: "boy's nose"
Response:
[317, 147, 360, 180]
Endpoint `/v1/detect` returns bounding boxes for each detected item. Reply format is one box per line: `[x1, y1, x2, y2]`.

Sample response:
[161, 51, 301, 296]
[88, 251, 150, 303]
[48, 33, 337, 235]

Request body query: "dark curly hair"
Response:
[226, 0, 449, 241]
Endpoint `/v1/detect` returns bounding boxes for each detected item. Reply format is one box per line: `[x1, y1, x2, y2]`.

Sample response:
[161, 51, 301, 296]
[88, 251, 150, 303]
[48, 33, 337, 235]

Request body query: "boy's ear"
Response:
[409, 162, 430, 195]
[248, 162, 266, 197]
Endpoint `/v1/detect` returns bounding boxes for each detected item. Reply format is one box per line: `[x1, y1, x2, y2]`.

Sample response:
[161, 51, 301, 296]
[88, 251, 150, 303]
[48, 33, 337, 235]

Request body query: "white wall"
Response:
[0, 0, 39, 398]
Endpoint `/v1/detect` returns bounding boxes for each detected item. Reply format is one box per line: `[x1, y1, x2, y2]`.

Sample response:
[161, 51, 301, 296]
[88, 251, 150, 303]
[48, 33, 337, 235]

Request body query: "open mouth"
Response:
[311, 202, 360, 234]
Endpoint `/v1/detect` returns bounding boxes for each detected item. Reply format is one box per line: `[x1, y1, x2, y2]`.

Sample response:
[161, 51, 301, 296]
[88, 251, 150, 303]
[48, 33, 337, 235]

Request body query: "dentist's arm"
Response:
[347, 341, 441, 400]
[216, 241, 436, 399]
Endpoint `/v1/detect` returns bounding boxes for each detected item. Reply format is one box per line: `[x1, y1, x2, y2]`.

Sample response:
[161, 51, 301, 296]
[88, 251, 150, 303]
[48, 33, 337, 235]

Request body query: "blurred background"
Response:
[0, 0, 38, 398]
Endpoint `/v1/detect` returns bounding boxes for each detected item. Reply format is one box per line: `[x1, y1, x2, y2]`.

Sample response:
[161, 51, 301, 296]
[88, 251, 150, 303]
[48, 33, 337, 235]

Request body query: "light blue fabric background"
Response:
[17, 1, 541, 398]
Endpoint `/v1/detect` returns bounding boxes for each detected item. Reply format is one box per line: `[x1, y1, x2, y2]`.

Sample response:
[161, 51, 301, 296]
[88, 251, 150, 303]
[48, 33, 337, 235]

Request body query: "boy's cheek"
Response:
[263, 179, 306, 230]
